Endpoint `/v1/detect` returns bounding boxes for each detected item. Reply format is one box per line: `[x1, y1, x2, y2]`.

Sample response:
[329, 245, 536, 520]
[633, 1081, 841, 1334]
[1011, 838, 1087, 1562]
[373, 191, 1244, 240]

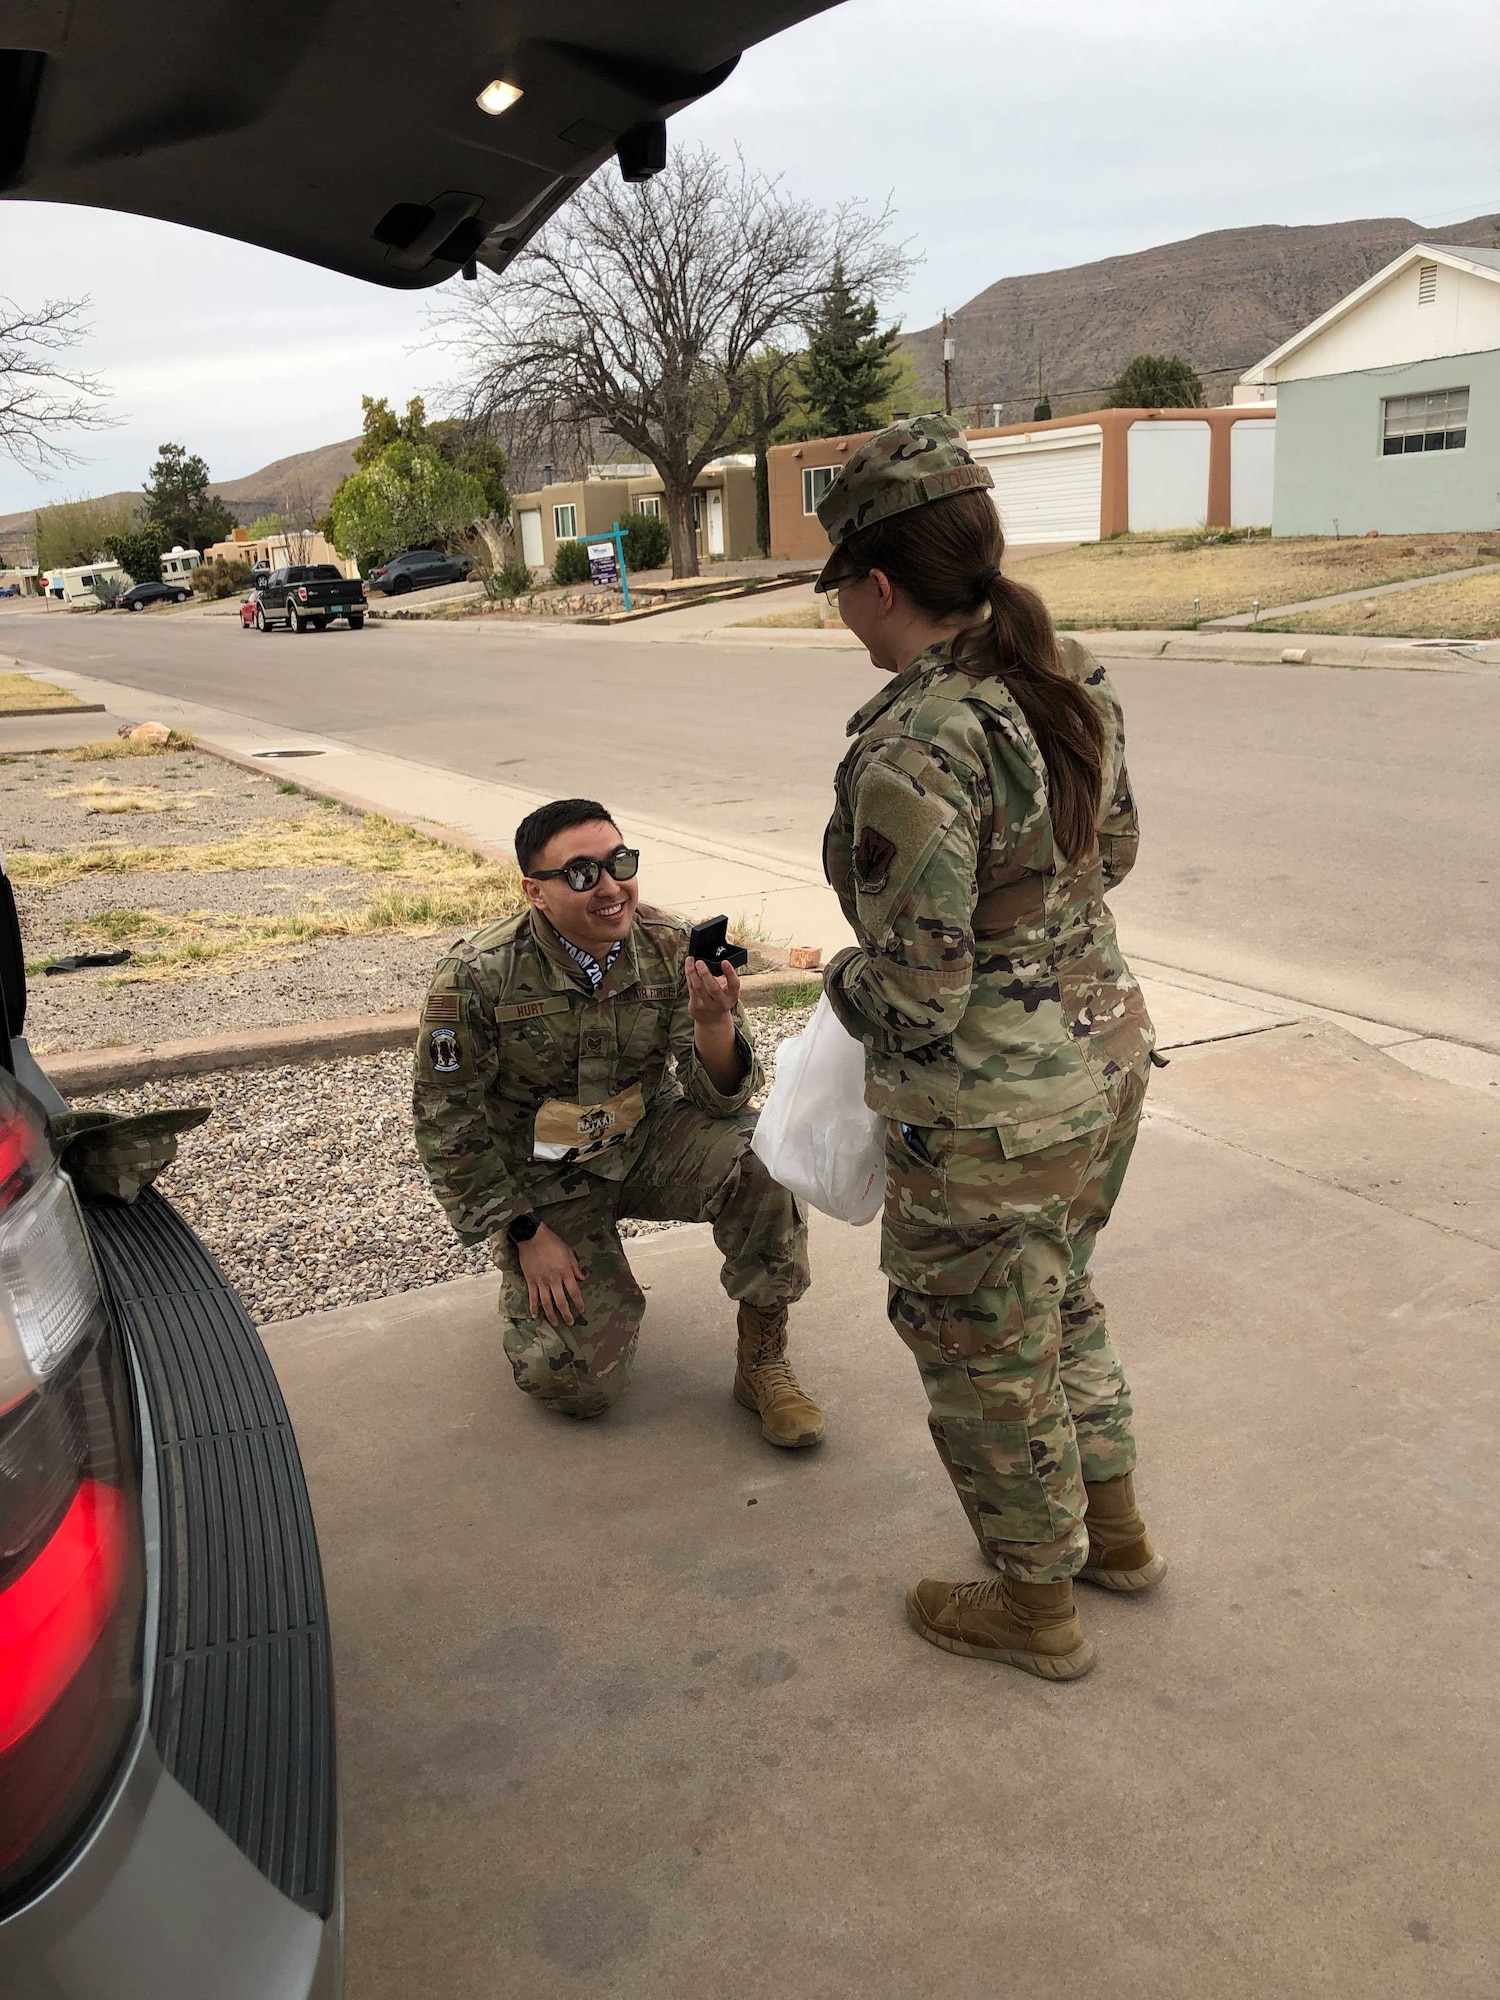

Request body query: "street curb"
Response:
[0, 702, 106, 719]
[44, 974, 825, 1095]
[45, 1011, 424, 1095]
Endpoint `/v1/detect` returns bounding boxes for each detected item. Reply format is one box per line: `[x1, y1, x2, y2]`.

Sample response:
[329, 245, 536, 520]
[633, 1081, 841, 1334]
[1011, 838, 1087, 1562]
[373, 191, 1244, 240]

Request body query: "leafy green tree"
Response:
[797, 259, 901, 438]
[35, 495, 139, 569]
[141, 442, 235, 550]
[246, 511, 283, 540]
[103, 521, 165, 585]
[1109, 354, 1205, 409]
[352, 394, 430, 468]
[427, 419, 509, 523]
[326, 440, 488, 569]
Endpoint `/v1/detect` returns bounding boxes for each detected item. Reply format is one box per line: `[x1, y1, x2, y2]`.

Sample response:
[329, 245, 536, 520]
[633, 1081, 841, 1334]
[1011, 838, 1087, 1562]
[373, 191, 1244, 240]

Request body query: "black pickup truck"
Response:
[254, 563, 366, 633]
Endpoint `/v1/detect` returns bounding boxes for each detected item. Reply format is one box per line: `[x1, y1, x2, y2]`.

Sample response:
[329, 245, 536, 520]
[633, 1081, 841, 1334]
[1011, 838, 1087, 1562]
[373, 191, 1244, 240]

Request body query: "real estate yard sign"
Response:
[584, 524, 632, 611]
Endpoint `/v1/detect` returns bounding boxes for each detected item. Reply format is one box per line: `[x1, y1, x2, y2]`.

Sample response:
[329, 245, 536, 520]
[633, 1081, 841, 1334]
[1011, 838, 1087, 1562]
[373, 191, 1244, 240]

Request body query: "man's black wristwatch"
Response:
[507, 1212, 542, 1244]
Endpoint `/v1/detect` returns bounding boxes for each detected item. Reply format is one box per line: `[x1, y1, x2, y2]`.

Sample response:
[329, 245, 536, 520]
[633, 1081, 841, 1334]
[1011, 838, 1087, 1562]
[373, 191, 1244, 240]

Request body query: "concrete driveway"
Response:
[263, 1023, 1500, 1999]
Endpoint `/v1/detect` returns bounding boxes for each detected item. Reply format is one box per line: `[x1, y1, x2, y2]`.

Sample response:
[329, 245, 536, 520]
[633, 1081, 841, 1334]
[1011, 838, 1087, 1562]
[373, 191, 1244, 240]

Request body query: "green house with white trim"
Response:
[1237, 242, 1500, 537]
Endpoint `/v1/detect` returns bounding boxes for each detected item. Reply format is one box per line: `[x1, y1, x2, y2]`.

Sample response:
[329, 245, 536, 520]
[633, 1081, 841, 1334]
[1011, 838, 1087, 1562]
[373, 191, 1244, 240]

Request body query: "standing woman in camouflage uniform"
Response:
[816, 414, 1164, 1681]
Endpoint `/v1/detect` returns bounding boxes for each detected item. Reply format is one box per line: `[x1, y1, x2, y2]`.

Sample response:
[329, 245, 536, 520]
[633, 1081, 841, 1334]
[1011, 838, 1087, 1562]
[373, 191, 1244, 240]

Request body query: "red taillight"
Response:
[0, 1479, 126, 1754]
[297, 586, 308, 601]
[0, 1087, 144, 1909]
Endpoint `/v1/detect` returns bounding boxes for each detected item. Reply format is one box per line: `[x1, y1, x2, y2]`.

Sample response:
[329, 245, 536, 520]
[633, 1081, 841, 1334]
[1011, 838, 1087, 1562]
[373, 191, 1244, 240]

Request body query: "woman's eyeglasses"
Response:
[528, 846, 641, 893]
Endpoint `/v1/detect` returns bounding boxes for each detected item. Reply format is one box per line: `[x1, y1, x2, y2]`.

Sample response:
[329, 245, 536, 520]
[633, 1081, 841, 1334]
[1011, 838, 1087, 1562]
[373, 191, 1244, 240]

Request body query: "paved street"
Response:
[6, 605, 1499, 1046]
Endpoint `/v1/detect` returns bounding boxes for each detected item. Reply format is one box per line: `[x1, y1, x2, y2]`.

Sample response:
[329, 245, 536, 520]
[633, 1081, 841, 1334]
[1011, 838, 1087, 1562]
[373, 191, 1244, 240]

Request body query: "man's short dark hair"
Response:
[514, 798, 619, 876]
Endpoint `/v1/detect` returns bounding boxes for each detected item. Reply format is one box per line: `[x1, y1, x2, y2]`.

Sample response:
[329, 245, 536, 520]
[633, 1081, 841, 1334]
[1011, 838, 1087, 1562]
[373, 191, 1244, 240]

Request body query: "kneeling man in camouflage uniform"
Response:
[413, 798, 822, 1447]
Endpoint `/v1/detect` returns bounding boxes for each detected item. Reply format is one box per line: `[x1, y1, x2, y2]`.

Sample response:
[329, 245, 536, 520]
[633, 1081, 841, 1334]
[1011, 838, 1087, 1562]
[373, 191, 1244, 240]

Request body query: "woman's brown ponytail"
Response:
[834, 489, 1105, 861]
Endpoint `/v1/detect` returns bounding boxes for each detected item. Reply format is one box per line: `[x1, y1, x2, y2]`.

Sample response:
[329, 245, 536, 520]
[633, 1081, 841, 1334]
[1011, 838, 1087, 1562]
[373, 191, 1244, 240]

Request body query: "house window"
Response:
[1417, 261, 1438, 306]
[802, 465, 839, 514]
[1382, 387, 1468, 455]
[552, 503, 578, 540]
[636, 496, 661, 518]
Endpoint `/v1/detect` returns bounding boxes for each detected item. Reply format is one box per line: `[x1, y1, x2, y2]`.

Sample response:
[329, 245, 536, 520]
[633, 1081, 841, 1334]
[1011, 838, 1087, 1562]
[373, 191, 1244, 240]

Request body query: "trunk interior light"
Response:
[477, 78, 522, 115]
[0, 1171, 102, 1417]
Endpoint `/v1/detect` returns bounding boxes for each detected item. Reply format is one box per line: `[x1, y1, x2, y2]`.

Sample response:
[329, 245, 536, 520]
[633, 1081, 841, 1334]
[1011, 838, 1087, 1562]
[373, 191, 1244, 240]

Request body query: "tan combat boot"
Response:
[1078, 1472, 1167, 1592]
[734, 1303, 824, 1449]
[905, 1574, 1096, 1681]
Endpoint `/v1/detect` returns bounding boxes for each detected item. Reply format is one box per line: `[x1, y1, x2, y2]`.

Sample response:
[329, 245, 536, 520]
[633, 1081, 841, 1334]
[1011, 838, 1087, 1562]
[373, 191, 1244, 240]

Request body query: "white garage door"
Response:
[971, 433, 1103, 546]
[1230, 420, 1276, 527]
[1127, 421, 1211, 531]
[519, 508, 544, 567]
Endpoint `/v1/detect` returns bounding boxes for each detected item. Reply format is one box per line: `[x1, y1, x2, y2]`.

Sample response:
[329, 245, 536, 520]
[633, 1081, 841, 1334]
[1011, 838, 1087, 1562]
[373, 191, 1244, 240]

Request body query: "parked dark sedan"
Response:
[365, 549, 471, 595]
[119, 580, 191, 611]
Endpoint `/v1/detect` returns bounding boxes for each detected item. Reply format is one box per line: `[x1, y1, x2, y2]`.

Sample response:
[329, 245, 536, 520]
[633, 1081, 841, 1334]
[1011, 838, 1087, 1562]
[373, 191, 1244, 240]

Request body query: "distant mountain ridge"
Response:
[902, 213, 1500, 417]
[0, 435, 359, 565]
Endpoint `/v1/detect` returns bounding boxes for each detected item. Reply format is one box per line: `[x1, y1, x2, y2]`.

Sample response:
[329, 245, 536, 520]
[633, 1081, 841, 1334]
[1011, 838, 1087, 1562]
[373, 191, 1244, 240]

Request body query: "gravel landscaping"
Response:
[6, 743, 518, 1054]
[76, 1002, 817, 1325]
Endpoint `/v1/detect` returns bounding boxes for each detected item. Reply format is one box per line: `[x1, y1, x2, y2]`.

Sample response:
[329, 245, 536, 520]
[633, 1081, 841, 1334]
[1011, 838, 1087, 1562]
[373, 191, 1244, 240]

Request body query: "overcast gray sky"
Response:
[2, 0, 1496, 513]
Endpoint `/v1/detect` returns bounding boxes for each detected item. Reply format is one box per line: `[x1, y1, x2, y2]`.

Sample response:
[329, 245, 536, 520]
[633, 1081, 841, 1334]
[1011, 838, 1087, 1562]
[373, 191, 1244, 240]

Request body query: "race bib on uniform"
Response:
[533, 1082, 647, 1163]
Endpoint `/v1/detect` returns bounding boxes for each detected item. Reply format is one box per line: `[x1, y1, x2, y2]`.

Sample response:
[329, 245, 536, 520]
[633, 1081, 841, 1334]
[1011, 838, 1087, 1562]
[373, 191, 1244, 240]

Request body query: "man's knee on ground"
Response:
[502, 1313, 639, 1418]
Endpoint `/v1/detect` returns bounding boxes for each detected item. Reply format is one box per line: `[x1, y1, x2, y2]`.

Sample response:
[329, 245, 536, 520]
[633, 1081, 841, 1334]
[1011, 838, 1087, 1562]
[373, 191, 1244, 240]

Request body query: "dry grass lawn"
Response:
[1265, 568, 1500, 639]
[734, 605, 840, 630]
[1006, 531, 1500, 628]
[0, 669, 81, 711]
[14, 811, 526, 979]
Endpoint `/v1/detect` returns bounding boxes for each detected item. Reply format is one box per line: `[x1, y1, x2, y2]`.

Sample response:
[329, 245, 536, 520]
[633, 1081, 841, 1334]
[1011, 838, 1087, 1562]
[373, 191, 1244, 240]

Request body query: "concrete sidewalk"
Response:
[262, 1019, 1500, 1999]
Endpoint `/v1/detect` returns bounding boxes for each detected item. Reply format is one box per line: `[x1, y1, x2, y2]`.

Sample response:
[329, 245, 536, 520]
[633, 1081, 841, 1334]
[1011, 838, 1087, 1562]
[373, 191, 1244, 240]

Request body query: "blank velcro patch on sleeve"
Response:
[851, 760, 957, 946]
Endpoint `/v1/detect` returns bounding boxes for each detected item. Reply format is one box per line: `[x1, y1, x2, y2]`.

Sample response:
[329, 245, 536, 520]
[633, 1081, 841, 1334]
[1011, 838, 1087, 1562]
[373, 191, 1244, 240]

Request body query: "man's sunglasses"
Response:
[528, 845, 640, 893]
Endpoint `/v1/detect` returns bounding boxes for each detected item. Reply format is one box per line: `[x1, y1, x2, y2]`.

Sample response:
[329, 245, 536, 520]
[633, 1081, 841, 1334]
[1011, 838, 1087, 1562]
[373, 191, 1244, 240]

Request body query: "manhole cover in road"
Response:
[250, 748, 325, 758]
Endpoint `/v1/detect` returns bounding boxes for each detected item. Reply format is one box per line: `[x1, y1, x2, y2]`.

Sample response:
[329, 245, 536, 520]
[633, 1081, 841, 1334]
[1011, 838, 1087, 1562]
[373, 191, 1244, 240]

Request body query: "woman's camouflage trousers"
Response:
[491, 1098, 809, 1418]
[884, 1062, 1149, 1582]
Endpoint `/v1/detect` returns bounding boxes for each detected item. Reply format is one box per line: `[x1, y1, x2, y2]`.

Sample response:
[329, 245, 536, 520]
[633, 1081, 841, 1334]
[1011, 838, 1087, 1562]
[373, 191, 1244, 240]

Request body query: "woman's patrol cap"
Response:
[813, 412, 994, 591]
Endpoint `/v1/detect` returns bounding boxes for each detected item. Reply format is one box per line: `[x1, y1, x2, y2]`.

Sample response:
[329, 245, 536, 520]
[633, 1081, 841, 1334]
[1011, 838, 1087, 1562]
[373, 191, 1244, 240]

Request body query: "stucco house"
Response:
[1238, 242, 1500, 536]
[505, 456, 757, 573]
[767, 406, 1276, 561]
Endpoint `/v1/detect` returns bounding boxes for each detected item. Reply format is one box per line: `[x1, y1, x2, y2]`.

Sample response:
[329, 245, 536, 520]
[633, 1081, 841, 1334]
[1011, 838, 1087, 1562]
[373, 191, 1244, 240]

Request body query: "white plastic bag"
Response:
[751, 993, 885, 1226]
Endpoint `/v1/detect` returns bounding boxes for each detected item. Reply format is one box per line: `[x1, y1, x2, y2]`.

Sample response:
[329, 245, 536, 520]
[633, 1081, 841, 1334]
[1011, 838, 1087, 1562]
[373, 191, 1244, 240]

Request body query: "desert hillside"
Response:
[903, 213, 1500, 416]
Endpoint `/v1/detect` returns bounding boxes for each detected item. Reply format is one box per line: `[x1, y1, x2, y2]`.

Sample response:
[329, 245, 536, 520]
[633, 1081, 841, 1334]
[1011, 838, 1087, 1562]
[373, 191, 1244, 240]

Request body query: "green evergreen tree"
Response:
[103, 522, 165, 586]
[1109, 354, 1205, 409]
[140, 443, 235, 550]
[798, 260, 901, 438]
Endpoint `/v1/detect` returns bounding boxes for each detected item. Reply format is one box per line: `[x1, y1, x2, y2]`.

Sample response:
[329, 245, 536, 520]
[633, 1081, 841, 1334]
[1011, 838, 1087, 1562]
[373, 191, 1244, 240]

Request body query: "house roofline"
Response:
[1239, 242, 1500, 384]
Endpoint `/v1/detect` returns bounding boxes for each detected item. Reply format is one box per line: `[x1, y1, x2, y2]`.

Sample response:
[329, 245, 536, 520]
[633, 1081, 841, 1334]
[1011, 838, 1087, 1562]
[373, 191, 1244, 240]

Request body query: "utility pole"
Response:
[941, 309, 954, 416]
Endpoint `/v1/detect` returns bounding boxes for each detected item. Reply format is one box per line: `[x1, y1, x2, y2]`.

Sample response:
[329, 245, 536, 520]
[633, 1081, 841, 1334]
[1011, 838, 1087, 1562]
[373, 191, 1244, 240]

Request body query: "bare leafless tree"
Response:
[439, 148, 912, 578]
[278, 477, 319, 563]
[0, 296, 112, 471]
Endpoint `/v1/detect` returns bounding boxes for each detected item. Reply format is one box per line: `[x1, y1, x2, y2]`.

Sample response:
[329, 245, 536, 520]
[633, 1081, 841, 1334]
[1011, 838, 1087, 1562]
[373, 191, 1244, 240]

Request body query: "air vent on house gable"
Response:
[1418, 261, 1438, 305]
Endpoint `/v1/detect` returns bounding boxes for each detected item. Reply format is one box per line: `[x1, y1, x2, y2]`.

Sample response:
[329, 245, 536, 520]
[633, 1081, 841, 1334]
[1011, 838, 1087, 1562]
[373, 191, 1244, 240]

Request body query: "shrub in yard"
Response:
[618, 510, 671, 574]
[490, 560, 536, 600]
[551, 538, 591, 587]
[191, 556, 252, 599]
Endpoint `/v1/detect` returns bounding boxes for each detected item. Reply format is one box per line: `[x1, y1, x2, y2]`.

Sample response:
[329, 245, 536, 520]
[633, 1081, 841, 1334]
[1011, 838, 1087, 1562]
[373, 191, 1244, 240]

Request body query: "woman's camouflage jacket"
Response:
[823, 631, 1153, 1152]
